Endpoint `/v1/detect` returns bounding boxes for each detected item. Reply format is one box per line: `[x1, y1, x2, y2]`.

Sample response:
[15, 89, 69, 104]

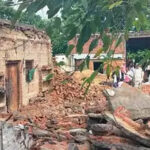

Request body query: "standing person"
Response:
[124, 68, 133, 85]
[112, 67, 120, 88]
[134, 64, 144, 88]
[128, 62, 135, 86]
[121, 62, 126, 81]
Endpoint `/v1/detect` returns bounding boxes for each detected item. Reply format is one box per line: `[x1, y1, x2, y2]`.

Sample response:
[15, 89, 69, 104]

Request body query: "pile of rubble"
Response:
[16, 67, 108, 127]
[3, 66, 150, 150]
[7, 67, 108, 149]
[87, 107, 150, 150]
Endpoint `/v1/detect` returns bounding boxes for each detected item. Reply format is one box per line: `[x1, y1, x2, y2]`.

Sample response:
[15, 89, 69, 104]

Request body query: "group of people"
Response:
[112, 62, 144, 88]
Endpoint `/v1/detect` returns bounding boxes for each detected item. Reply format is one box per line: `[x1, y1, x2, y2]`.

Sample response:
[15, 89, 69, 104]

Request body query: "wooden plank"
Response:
[6, 63, 19, 112]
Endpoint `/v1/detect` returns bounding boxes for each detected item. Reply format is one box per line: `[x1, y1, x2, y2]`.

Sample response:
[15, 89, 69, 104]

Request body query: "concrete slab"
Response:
[109, 84, 150, 119]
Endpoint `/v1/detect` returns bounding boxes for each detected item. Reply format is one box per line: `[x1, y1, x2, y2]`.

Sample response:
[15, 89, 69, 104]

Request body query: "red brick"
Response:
[69, 36, 125, 55]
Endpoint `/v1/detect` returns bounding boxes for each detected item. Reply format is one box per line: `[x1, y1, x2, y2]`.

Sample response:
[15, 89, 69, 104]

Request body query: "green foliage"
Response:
[77, 22, 92, 54]
[0, 0, 16, 20]
[81, 66, 102, 94]
[109, 1, 123, 9]
[79, 60, 86, 72]
[56, 61, 65, 67]
[115, 35, 123, 48]
[106, 64, 111, 79]
[102, 34, 112, 52]
[127, 49, 150, 69]
[89, 38, 98, 52]
[0, 0, 67, 56]
[65, 45, 74, 57]
[6, 0, 150, 82]
[79, 55, 90, 71]
[0, 0, 48, 29]
[44, 73, 54, 81]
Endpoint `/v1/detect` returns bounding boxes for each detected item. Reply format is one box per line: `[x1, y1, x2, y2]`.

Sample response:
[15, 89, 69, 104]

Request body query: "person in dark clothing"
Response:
[112, 67, 120, 88]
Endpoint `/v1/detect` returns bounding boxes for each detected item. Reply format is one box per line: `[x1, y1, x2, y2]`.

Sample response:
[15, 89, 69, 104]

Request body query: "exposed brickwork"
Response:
[0, 19, 53, 109]
[111, 60, 125, 68]
[69, 36, 125, 55]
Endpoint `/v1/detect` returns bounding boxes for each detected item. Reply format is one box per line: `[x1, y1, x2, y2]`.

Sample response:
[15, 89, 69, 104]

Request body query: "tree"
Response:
[0, 0, 48, 29]
[127, 49, 150, 70]
[45, 17, 68, 56]
[0, 0, 16, 20]
[9, 0, 150, 84]
[0, 0, 67, 55]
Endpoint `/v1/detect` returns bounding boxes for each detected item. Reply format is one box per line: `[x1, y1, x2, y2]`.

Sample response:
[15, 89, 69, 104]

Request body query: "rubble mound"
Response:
[3, 68, 150, 150]
[73, 69, 108, 85]
[16, 67, 108, 130]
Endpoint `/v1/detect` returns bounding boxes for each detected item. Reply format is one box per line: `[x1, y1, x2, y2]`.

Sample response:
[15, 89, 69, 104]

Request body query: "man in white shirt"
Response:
[134, 64, 144, 88]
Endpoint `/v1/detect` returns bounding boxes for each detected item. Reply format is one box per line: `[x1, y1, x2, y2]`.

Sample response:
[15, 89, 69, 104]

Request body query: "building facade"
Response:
[0, 19, 53, 112]
[68, 34, 126, 72]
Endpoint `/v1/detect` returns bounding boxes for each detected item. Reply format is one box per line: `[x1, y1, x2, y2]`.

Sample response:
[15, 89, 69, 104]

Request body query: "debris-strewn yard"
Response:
[1, 67, 150, 150]
[8, 67, 108, 149]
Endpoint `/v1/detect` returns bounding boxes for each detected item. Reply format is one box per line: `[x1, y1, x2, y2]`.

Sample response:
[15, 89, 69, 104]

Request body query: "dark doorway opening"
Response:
[126, 37, 150, 52]
[126, 37, 150, 82]
[93, 62, 103, 73]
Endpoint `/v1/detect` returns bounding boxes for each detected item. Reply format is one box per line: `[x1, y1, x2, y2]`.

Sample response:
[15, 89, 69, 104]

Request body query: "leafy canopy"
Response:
[0, 0, 68, 55]
[127, 49, 150, 70]
[8, 0, 150, 85]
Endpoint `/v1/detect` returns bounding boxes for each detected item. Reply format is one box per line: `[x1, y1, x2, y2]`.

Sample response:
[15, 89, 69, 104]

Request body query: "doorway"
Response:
[93, 62, 104, 73]
[6, 61, 20, 112]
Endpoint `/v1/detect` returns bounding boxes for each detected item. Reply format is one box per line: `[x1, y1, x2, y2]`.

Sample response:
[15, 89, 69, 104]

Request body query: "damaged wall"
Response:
[0, 19, 53, 111]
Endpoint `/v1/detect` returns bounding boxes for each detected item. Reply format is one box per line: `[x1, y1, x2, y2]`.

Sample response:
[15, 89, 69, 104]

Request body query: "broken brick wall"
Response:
[0, 20, 53, 110]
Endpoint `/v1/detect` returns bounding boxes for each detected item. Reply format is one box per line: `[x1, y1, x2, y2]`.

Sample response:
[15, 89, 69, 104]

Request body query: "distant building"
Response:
[68, 34, 126, 72]
[0, 19, 53, 112]
[55, 54, 74, 72]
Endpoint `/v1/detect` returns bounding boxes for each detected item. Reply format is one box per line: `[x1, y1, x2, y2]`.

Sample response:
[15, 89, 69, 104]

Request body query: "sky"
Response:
[36, 7, 48, 19]
[12, 0, 48, 19]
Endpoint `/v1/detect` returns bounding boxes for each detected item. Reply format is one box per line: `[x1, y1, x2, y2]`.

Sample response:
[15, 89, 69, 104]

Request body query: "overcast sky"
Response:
[36, 7, 48, 19]
[13, 0, 48, 19]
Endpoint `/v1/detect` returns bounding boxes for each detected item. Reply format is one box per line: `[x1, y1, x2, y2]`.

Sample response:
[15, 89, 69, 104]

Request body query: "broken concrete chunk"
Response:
[74, 135, 88, 144]
[32, 128, 52, 137]
[92, 140, 150, 150]
[91, 124, 122, 136]
[105, 111, 150, 147]
[109, 85, 150, 119]
[105, 89, 115, 97]
[69, 128, 87, 136]
[1, 122, 33, 150]
[88, 113, 103, 119]
[90, 135, 150, 150]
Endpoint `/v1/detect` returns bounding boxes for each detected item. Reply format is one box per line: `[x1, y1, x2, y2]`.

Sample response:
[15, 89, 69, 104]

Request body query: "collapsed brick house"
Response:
[0, 19, 53, 112]
[68, 34, 126, 72]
